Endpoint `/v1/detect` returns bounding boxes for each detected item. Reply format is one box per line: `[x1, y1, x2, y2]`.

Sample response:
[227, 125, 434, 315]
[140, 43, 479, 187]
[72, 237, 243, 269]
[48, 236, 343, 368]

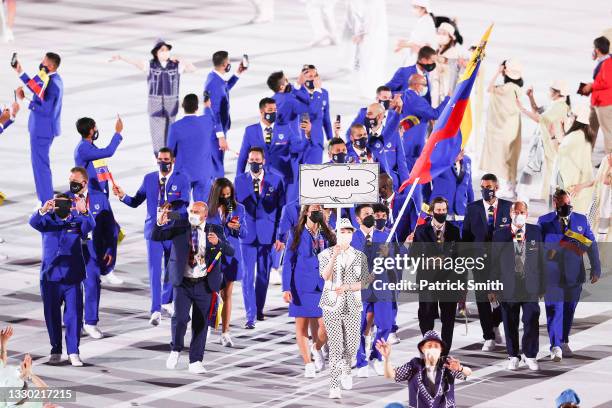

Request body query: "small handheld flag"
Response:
[400, 115, 421, 132]
[25, 67, 50, 100]
[92, 159, 115, 185]
[206, 250, 223, 273]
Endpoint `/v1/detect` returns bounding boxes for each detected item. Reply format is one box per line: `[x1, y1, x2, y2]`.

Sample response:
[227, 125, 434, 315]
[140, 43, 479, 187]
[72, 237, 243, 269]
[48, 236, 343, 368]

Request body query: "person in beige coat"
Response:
[480, 59, 523, 199]
[588, 152, 612, 242]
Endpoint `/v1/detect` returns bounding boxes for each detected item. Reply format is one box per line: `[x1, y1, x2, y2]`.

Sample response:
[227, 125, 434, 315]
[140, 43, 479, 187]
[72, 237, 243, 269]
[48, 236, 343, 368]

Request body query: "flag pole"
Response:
[386, 177, 420, 243]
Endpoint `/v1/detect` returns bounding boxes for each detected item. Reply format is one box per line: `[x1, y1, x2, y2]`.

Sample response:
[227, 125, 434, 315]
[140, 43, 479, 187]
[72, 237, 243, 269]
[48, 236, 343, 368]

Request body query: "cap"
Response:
[417, 330, 447, 352]
[504, 59, 523, 80]
[151, 38, 172, 58]
[438, 22, 456, 39]
[555, 389, 580, 407]
[551, 79, 569, 97]
[337, 218, 356, 231]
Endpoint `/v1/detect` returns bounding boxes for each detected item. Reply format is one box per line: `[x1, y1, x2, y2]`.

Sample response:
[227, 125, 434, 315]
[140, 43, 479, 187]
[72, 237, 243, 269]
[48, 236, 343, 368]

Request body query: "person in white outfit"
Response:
[305, 0, 339, 47]
[395, 0, 438, 66]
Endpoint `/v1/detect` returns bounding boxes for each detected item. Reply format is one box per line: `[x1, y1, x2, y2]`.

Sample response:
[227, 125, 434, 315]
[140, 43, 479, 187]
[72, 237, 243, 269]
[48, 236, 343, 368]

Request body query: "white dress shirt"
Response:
[184, 222, 208, 278]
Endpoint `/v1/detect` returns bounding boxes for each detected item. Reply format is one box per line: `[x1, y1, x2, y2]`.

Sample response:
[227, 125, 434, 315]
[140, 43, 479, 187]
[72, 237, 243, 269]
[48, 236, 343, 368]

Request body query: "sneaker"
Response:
[68, 354, 83, 367]
[493, 327, 504, 344]
[388, 332, 400, 345]
[364, 334, 372, 356]
[245, 321, 255, 329]
[48, 354, 62, 365]
[372, 359, 384, 376]
[311, 344, 325, 372]
[166, 351, 180, 369]
[507, 356, 520, 370]
[220, 332, 234, 348]
[188, 361, 207, 374]
[161, 303, 174, 317]
[149, 311, 162, 326]
[304, 362, 316, 378]
[340, 373, 353, 390]
[550, 346, 562, 362]
[83, 324, 103, 339]
[102, 271, 123, 285]
[482, 339, 496, 351]
[523, 356, 540, 371]
[560, 343, 573, 357]
[357, 365, 369, 378]
[328, 387, 342, 399]
[269, 267, 282, 285]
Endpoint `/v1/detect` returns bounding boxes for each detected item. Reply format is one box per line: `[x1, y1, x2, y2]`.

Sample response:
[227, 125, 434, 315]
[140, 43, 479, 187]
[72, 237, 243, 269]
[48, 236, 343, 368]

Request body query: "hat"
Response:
[417, 330, 446, 352]
[337, 218, 356, 231]
[438, 22, 456, 39]
[555, 389, 580, 407]
[551, 79, 569, 97]
[573, 103, 590, 125]
[151, 38, 172, 58]
[504, 59, 522, 80]
[412, 0, 431, 12]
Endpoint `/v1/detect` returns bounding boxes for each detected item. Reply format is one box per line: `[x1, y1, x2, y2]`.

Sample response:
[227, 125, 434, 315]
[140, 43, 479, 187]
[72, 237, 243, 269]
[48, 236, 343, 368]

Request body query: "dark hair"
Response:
[376, 85, 391, 94]
[503, 75, 524, 88]
[291, 205, 336, 251]
[70, 166, 88, 180]
[372, 203, 389, 216]
[429, 196, 449, 210]
[417, 46, 436, 61]
[248, 146, 265, 158]
[76, 117, 96, 138]
[259, 97, 276, 110]
[553, 188, 569, 200]
[355, 204, 373, 217]
[481, 173, 498, 183]
[565, 121, 595, 147]
[208, 177, 238, 218]
[594, 36, 610, 55]
[212, 50, 229, 67]
[45, 52, 61, 68]
[182, 94, 199, 114]
[158, 147, 174, 158]
[267, 71, 285, 92]
[327, 137, 346, 150]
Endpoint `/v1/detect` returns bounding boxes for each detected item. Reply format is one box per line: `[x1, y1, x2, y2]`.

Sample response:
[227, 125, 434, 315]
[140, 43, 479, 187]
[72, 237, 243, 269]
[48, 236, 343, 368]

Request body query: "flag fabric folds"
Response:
[25, 67, 50, 100]
[93, 159, 113, 182]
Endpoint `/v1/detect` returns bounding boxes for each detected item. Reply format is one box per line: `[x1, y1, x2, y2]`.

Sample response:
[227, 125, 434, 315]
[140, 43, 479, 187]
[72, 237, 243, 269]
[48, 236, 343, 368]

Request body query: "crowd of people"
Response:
[0, 0, 610, 406]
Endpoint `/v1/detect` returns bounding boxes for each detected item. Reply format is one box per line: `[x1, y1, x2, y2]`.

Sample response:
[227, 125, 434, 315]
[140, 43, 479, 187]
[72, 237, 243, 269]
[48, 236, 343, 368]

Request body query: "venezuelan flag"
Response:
[559, 228, 593, 256]
[25, 67, 50, 100]
[400, 24, 493, 191]
[416, 203, 431, 226]
[92, 159, 113, 182]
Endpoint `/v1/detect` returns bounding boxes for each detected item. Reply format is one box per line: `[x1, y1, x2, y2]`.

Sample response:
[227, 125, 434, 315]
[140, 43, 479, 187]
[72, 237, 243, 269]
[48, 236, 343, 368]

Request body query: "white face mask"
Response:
[337, 232, 353, 248]
[188, 213, 202, 227]
[512, 213, 527, 227]
[437, 34, 451, 46]
[423, 348, 441, 366]
[157, 50, 170, 62]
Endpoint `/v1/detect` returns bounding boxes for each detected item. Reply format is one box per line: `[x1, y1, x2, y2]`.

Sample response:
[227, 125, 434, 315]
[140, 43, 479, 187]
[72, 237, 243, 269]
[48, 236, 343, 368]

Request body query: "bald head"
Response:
[367, 103, 385, 117]
[408, 74, 428, 94]
[511, 201, 528, 226]
[189, 201, 208, 225]
[379, 172, 394, 199]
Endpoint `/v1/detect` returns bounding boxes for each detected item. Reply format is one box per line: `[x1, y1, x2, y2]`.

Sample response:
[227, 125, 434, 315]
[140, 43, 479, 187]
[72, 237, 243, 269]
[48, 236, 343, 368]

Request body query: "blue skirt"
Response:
[288, 290, 322, 318]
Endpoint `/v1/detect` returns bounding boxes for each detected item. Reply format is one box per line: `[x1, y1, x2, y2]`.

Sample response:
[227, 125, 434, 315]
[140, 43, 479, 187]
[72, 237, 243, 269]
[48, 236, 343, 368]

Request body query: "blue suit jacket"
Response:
[492, 224, 546, 299]
[29, 210, 95, 283]
[204, 71, 239, 133]
[120, 170, 190, 239]
[296, 86, 333, 146]
[277, 200, 301, 243]
[272, 90, 312, 136]
[462, 198, 513, 242]
[537, 211, 601, 285]
[20, 72, 63, 138]
[234, 170, 285, 245]
[237, 122, 309, 185]
[0, 119, 13, 135]
[167, 114, 213, 182]
[430, 157, 474, 217]
[387, 189, 421, 243]
[385, 65, 431, 103]
[282, 228, 329, 294]
[74, 133, 123, 194]
[346, 107, 367, 139]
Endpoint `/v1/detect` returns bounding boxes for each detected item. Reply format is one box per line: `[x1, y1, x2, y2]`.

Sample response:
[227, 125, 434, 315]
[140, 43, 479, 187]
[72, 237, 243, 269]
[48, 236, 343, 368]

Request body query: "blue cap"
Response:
[556, 389, 580, 407]
[384, 404, 405, 408]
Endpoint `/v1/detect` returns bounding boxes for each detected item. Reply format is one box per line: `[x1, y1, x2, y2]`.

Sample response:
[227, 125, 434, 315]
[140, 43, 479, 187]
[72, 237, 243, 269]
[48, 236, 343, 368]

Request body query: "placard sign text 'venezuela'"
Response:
[299, 163, 379, 205]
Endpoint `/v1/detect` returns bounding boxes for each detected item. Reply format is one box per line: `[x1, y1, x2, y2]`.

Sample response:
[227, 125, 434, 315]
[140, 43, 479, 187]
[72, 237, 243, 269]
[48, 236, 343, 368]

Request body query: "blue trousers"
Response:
[40, 280, 83, 355]
[30, 134, 54, 204]
[191, 178, 212, 202]
[356, 301, 393, 367]
[211, 144, 225, 179]
[82, 244, 102, 325]
[391, 301, 399, 333]
[501, 301, 540, 358]
[171, 280, 213, 363]
[146, 239, 173, 313]
[241, 242, 272, 323]
[545, 285, 582, 348]
[302, 143, 324, 164]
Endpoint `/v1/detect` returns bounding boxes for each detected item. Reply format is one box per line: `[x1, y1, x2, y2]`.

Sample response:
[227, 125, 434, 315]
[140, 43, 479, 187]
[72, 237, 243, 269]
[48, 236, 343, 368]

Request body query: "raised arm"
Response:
[109, 55, 147, 73]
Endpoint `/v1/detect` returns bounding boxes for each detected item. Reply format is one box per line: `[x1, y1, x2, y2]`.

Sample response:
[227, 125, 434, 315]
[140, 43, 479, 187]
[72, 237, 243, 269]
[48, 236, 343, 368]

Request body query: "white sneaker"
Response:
[357, 365, 369, 378]
[68, 354, 83, 367]
[328, 387, 342, 399]
[161, 303, 174, 317]
[48, 354, 62, 364]
[372, 359, 384, 376]
[269, 267, 282, 285]
[494, 327, 504, 344]
[188, 361, 207, 374]
[551, 346, 563, 362]
[166, 351, 180, 369]
[102, 271, 123, 285]
[507, 356, 520, 370]
[482, 339, 496, 351]
[388, 332, 400, 345]
[220, 332, 234, 348]
[523, 356, 540, 371]
[304, 362, 316, 378]
[149, 311, 162, 326]
[364, 334, 372, 356]
[311, 344, 325, 372]
[83, 324, 103, 339]
[340, 373, 353, 390]
[560, 343, 573, 357]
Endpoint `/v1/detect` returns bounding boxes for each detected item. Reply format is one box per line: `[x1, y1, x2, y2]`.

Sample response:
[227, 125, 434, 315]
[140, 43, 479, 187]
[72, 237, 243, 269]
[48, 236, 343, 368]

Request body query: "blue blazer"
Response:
[74, 133, 123, 194]
[387, 189, 421, 243]
[29, 210, 95, 283]
[234, 170, 285, 245]
[346, 107, 367, 139]
[277, 199, 301, 243]
[207, 203, 248, 264]
[151, 220, 234, 290]
[491, 224, 546, 299]
[282, 228, 329, 294]
[272, 90, 311, 136]
[237, 122, 309, 185]
[167, 115, 213, 182]
[430, 157, 474, 217]
[20, 72, 63, 138]
[0, 119, 13, 135]
[537, 211, 601, 285]
[120, 170, 190, 239]
[204, 71, 239, 133]
[462, 198, 512, 242]
[296, 86, 333, 146]
[385, 65, 431, 103]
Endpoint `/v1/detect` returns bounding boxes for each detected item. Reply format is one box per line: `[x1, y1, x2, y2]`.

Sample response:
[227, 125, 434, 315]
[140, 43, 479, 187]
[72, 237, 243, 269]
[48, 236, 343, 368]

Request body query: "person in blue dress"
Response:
[207, 178, 247, 348]
[282, 204, 335, 378]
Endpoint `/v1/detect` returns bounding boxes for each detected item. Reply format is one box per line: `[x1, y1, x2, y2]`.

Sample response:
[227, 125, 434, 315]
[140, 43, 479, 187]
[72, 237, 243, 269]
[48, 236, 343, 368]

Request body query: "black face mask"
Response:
[556, 204, 573, 218]
[362, 215, 375, 228]
[375, 218, 387, 230]
[219, 196, 230, 207]
[481, 188, 495, 202]
[39, 63, 49, 73]
[54, 199, 71, 219]
[364, 117, 378, 131]
[69, 181, 84, 194]
[305, 80, 315, 90]
[420, 62, 436, 72]
[332, 152, 347, 163]
[309, 210, 324, 224]
[284, 83, 292, 93]
[224, 63, 232, 73]
[158, 161, 171, 173]
[264, 112, 276, 124]
[92, 130, 99, 141]
[354, 138, 367, 149]
[249, 162, 263, 173]
[433, 213, 447, 223]
[379, 99, 391, 110]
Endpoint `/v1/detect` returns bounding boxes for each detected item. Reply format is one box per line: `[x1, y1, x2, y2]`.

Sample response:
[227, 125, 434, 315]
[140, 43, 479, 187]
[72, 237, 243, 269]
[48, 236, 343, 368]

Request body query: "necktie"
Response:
[487, 205, 495, 225]
[515, 228, 524, 241]
[382, 199, 388, 207]
[160, 177, 167, 205]
[253, 178, 260, 197]
[365, 233, 372, 247]
[435, 228, 443, 243]
[264, 127, 272, 144]
[360, 151, 368, 163]
[188, 228, 199, 268]
[560, 217, 568, 233]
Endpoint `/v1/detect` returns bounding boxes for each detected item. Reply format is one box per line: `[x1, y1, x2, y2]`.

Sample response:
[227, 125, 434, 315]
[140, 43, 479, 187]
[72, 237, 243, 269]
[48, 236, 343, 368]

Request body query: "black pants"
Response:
[418, 300, 457, 352]
[475, 296, 502, 341]
[500, 302, 540, 358]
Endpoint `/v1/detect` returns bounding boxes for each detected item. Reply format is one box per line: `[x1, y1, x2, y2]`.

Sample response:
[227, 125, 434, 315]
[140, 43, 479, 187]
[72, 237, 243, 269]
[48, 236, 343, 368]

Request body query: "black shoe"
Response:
[245, 321, 255, 329]
[256, 314, 265, 321]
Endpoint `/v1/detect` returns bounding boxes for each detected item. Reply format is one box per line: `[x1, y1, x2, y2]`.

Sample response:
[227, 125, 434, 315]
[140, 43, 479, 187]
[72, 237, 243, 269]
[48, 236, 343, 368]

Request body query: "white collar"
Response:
[483, 198, 498, 209]
[359, 225, 373, 236]
[511, 223, 525, 233]
[260, 121, 275, 131]
[183, 113, 197, 117]
[250, 168, 264, 180]
[371, 114, 387, 135]
[159, 168, 173, 181]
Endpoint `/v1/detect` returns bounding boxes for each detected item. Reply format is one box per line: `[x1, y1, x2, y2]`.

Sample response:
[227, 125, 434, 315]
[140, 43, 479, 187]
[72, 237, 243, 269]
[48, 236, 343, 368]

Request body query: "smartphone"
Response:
[167, 211, 182, 221]
[577, 82, 587, 95]
[300, 112, 309, 123]
[335, 114, 341, 123]
[10, 52, 17, 68]
[230, 215, 239, 223]
[203, 90, 211, 102]
[242, 54, 249, 69]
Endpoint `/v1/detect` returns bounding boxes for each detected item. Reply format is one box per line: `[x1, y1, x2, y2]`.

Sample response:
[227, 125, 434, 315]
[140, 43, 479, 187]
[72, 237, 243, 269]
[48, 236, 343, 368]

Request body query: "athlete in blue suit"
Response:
[385, 46, 436, 103]
[14, 52, 64, 203]
[346, 86, 396, 139]
[0, 103, 19, 136]
[431, 151, 474, 229]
